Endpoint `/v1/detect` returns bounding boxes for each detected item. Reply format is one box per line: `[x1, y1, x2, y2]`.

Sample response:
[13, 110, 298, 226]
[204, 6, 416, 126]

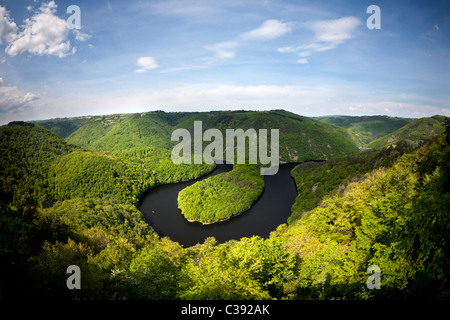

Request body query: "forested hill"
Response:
[38, 111, 447, 161]
[0, 120, 214, 299]
[64, 110, 360, 162]
[32, 116, 91, 139]
[367, 115, 446, 150]
[315, 115, 446, 150]
[0, 121, 79, 209]
[315, 115, 413, 143]
[1, 115, 449, 300]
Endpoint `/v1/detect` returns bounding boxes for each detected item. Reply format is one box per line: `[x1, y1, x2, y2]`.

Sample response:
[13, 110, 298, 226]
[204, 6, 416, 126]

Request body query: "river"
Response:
[138, 163, 299, 247]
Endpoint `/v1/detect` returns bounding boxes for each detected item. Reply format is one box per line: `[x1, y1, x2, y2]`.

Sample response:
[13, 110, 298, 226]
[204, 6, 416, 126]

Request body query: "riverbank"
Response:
[138, 163, 298, 247]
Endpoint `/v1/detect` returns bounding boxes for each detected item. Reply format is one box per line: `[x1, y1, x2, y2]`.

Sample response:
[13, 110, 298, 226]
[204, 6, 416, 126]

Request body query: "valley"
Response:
[1, 110, 449, 300]
[139, 162, 298, 246]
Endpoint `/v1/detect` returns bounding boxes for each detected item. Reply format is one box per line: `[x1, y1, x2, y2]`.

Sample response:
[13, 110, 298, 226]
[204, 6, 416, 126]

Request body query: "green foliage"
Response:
[66, 110, 360, 161]
[367, 116, 445, 150]
[30, 238, 105, 299]
[0, 122, 78, 209]
[0, 122, 213, 299]
[178, 165, 264, 224]
[1, 115, 450, 300]
[38, 198, 151, 244]
[49, 147, 214, 205]
[32, 117, 91, 138]
[65, 114, 133, 149]
[112, 147, 214, 187]
[316, 115, 413, 147]
[179, 236, 296, 299]
[52, 151, 130, 201]
[111, 238, 186, 299]
[288, 143, 414, 224]
[273, 128, 450, 299]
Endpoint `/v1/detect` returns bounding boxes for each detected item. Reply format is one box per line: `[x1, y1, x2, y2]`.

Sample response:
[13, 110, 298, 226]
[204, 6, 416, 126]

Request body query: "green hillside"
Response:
[1, 117, 449, 300]
[32, 116, 92, 138]
[0, 121, 214, 298]
[288, 141, 414, 225]
[63, 110, 363, 225]
[66, 110, 361, 162]
[65, 113, 135, 149]
[272, 124, 450, 299]
[367, 115, 446, 150]
[315, 115, 413, 147]
[0, 121, 79, 209]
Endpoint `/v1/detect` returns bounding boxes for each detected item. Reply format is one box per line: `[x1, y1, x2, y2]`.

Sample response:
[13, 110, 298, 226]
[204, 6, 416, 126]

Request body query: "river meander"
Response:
[138, 163, 299, 247]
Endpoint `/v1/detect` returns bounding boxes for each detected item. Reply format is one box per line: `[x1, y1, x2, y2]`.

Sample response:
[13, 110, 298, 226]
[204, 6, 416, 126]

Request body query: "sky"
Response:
[0, 0, 449, 125]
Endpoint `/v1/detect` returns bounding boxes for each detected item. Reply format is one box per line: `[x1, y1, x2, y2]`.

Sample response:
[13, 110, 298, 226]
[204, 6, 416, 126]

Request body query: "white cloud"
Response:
[277, 46, 296, 53]
[311, 17, 360, 45]
[0, 5, 17, 44]
[0, 85, 38, 114]
[241, 19, 293, 41]
[135, 56, 159, 73]
[118, 84, 322, 111]
[5, 1, 73, 58]
[73, 30, 91, 42]
[204, 41, 237, 62]
[278, 16, 361, 63]
[204, 19, 292, 64]
[90, 85, 450, 118]
[3, 82, 449, 125]
[204, 17, 360, 65]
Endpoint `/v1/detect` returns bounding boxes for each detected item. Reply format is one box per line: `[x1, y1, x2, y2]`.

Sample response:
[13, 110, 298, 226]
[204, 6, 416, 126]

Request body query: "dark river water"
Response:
[138, 163, 299, 247]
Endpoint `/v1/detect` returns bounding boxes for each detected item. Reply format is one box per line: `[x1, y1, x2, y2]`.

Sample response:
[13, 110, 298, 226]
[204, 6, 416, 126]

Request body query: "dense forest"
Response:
[58, 110, 361, 161]
[1, 111, 449, 300]
[178, 165, 264, 224]
[315, 115, 414, 147]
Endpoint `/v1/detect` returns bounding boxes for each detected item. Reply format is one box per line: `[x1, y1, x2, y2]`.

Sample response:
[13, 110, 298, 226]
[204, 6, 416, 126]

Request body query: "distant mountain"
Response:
[30, 112, 447, 160]
[65, 110, 361, 162]
[32, 116, 92, 138]
[367, 115, 446, 150]
[315, 115, 414, 147]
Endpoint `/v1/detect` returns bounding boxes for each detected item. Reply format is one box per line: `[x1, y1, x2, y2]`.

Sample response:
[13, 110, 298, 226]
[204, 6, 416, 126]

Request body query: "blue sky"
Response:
[0, 0, 449, 124]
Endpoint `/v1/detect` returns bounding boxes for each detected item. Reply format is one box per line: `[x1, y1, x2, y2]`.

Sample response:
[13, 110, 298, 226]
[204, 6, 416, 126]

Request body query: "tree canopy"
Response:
[1, 115, 449, 300]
